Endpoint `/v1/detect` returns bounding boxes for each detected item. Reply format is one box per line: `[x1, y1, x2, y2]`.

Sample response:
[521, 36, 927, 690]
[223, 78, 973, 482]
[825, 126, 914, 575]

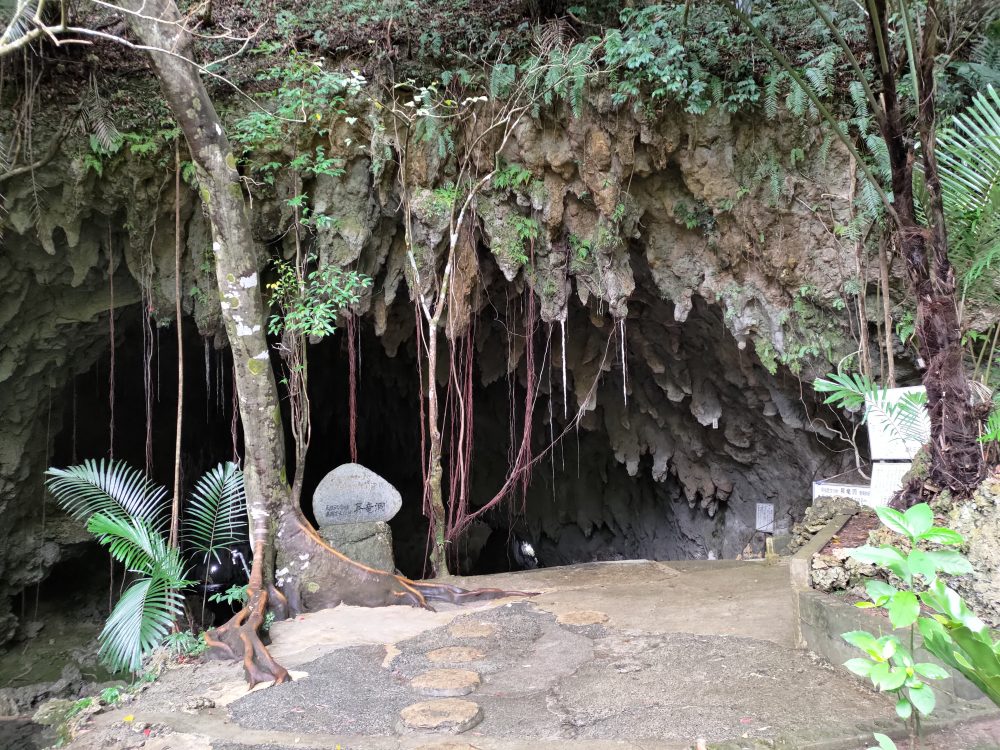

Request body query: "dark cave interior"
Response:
[38, 278, 847, 612]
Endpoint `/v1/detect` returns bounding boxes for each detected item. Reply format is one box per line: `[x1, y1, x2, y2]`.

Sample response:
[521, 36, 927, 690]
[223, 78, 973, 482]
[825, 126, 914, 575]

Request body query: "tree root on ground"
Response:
[204, 585, 291, 688]
[206, 513, 537, 687]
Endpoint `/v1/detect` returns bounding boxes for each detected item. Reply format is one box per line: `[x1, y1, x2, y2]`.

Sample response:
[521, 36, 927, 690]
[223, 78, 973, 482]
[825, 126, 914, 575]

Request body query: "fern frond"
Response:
[849, 80, 869, 120]
[490, 63, 516, 100]
[764, 72, 780, 120]
[80, 78, 122, 153]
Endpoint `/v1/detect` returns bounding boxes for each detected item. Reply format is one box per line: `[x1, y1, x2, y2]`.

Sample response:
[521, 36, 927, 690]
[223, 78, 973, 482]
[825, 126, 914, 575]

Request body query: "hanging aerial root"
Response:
[205, 585, 290, 688]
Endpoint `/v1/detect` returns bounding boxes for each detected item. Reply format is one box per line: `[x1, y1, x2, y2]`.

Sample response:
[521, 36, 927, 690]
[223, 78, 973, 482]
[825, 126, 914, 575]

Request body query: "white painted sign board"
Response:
[866, 386, 930, 461]
[756, 502, 775, 533]
[869, 461, 913, 507]
[812, 479, 872, 503]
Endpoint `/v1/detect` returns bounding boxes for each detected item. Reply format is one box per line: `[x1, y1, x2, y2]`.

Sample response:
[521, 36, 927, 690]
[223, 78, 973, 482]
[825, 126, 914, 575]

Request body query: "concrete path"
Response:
[71, 560, 911, 750]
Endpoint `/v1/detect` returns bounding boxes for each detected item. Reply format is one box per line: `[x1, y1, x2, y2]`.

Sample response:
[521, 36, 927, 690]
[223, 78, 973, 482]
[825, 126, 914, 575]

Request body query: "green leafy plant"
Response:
[266, 255, 371, 339]
[66, 697, 94, 719]
[99, 687, 123, 705]
[163, 629, 207, 658]
[208, 583, 249, 607]
[492, 162, 534, 192]
[45, 460, 245, 673]
[814, 372, 928, 447]
[843, 503, 1000, 748]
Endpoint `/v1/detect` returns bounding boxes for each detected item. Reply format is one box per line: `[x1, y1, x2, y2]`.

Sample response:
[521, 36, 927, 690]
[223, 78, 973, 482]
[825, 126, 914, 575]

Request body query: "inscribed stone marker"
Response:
[312, 463, 402, 526]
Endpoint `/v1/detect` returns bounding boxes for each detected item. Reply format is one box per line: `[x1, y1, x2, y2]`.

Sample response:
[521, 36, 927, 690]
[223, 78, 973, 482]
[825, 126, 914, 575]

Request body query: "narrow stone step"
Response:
[447, 621, 495, 639]
[410, 669, 481, 697]
[425, 646, 485, 664]
[556, 609, 609, 626]
[399, 698, 483, 734]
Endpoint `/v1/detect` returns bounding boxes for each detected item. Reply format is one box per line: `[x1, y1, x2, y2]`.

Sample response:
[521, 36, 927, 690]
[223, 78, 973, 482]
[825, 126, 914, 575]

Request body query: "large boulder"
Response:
[317, 521, 395, 571]
[311, 463, 402, 527]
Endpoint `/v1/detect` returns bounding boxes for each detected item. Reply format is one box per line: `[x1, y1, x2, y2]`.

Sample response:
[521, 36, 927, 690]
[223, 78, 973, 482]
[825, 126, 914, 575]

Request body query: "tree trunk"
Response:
[121, 0, 294, 686]
[425, 324, 450, 577]
[124, 0, 529, 686]
[867, 0, 982, 495]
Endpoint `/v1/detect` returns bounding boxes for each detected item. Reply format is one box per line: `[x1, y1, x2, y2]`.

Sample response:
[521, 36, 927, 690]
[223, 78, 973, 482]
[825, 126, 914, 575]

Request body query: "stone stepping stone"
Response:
[411, 669, 481, 697]
[556, 609, 610, 626]
[426, 646, 485, 664]
[399, 698, 483, 734]
[447, 621, 495, 639]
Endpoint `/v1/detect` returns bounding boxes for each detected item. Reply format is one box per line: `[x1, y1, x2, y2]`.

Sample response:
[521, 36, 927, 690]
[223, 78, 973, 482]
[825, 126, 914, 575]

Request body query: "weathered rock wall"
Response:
[0, 101, 868, 640]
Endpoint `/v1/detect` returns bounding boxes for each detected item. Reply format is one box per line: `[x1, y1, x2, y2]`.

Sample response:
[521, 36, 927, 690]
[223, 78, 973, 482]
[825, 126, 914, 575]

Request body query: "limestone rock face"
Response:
[943, 479, 1000, 627]
[1, 93, 913, 645]
[312, 463, 402, 526]
[317, 521, 395, 571]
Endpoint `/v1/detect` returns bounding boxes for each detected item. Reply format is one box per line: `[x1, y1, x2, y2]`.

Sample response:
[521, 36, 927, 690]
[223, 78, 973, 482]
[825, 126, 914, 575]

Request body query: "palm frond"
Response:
[86, 513, 190, 673]
[937, 85, 1000, 224]
[0, 0, 37, 47]
[936, 85, 1000, 305]
[87, 513, 188, 582]
[182, 462, 248, 564]
[45, 459, 170, 533]
[98, 574, 187, 673]
[814, 372, 929, 446]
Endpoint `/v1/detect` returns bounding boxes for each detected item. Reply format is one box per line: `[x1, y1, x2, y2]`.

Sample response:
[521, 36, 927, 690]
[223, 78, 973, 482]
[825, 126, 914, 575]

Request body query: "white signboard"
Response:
[756, 502, 775, 533]
[869, 461, 913, 507]
[866, 386, 930, 461]
[812, 480, 872, 503]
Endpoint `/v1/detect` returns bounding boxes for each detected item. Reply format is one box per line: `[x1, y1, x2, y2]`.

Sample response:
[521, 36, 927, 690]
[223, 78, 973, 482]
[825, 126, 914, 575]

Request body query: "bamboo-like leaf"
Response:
[45, 459, 170, 533]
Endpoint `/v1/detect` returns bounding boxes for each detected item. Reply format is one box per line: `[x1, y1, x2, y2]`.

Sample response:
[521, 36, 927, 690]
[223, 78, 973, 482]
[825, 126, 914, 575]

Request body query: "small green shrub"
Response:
[843, 503, 1000, 748]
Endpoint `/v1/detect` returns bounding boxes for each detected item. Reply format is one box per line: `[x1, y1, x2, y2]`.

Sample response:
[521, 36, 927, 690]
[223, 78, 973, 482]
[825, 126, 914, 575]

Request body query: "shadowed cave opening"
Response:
[41, 280, 845, 593]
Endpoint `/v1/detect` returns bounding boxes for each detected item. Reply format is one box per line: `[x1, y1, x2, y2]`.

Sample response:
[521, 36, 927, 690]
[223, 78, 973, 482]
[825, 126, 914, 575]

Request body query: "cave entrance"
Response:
[299, 278, 844, 577]
[46, 280, 843, 587]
